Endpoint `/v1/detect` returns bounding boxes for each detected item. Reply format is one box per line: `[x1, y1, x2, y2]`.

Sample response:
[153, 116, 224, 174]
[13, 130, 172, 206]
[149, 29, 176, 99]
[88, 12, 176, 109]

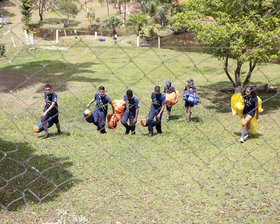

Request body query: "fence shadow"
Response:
[0, 138, 77, 211]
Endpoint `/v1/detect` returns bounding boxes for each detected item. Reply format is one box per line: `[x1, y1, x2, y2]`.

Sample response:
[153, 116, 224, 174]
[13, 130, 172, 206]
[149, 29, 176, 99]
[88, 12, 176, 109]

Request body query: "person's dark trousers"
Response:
[148, 110, 162, 134]
[93, 109, 106, 132]
[121, 112, 135, 134]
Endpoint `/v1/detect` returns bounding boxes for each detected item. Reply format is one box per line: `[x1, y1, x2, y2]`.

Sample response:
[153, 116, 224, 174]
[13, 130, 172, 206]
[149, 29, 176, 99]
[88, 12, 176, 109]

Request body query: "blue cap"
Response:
[187, 78, 194, 82]
[166, 80, 171, 85]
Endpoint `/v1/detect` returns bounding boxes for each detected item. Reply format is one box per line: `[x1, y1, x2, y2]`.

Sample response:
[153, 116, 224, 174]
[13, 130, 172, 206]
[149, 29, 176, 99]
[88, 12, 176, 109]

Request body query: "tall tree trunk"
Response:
[243, 60, 257, 87]
[224, 54, 236, 88]
[39, 11, 43, 23]
[118, 0, 121, 14]
[123, 1, 126, 24]
[234, 60, 243, 93]
[106, 0, 110, 18]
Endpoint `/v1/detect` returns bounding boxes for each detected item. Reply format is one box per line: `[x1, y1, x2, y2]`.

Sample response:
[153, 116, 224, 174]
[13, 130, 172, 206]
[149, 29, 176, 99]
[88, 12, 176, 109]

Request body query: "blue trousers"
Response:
[93, 110, 106, 131]
[121, 112, 135, 129]
[148, 110, 162, 134]
[41, 111, 59, 124]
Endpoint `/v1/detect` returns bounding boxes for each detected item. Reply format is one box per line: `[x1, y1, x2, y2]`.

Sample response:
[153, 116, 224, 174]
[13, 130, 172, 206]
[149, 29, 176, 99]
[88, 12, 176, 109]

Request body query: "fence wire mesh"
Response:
[0, 0, 280, 223]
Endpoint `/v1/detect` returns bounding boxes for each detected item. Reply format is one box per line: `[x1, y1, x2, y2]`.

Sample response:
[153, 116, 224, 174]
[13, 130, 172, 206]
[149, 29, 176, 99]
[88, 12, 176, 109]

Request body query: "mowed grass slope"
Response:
[0, 38, 279, 223]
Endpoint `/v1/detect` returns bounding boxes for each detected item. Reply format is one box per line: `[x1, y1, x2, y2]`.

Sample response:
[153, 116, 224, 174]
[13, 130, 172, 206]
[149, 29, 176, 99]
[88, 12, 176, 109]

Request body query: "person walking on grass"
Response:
[148, 86, 166, 137]
[121, 90, 140, 135]
[240, 86, 259, 143]
[183, 78, 197, 123]
[87, 86, 114, 134]
[41, 84, 61, 139]
[163, 80, 176, 122]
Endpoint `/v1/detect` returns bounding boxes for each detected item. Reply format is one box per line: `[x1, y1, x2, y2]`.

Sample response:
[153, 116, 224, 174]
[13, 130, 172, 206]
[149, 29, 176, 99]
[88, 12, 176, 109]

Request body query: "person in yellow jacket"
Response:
[240, 86, 259, 143]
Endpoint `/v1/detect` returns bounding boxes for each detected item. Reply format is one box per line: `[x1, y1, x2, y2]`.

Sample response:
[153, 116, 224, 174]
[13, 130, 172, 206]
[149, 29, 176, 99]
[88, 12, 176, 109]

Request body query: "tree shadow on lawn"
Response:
[0, 60, 108, 92]
[29, 18, 81, 29]
[0, 138, 77, 211]
[199, 81, 280, 115]
[0, 0, 16, 17]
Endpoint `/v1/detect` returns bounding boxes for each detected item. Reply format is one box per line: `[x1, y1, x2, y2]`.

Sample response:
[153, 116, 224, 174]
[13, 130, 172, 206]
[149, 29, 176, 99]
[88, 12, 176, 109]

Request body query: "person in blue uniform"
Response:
[163, 80, 176, 122]
[121, 90, 140, 135]
[183, 78, 197, 123]
[148, 86, 166, 137]
[240, 85, 259, 143]
[87, 86, 114, 134]
[41, 84, 61, 139]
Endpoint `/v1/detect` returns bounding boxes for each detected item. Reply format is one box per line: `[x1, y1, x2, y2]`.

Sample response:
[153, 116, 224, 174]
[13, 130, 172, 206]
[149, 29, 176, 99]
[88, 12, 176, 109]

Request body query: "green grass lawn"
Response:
[0, 37, 279, 223]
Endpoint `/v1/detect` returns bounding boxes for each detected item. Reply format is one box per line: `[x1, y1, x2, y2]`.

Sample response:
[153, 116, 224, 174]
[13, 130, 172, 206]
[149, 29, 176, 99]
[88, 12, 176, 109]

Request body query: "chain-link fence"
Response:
[0, 0, 279, 223]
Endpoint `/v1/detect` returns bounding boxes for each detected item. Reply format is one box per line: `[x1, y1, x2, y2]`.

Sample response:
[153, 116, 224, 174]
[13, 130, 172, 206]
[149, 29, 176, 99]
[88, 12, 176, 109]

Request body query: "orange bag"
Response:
[111, 100, 126, 120]
[165, 91, 179, 107]
[107, 114, 118, 129]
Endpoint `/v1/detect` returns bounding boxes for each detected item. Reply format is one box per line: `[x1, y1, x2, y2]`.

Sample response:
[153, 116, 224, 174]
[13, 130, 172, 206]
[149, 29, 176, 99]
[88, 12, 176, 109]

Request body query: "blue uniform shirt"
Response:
[124, 95, 140, 115]
[183, 85, 196, 94]
[94, 93, 112, 113]
[44, 92, 58, 113]
[151, 92, 166, 111]
[163, 86, 176, 93]
[243, 96, 258, 115]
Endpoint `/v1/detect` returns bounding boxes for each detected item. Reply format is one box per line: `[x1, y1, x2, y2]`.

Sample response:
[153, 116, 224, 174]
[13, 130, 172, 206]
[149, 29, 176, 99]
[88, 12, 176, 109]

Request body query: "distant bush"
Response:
[0, 44, 5, 58]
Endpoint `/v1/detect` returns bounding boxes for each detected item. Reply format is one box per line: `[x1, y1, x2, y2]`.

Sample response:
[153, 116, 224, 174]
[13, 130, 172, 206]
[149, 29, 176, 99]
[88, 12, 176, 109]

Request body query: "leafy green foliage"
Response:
[128, 11, 148, 34]
[20, 0, 35, 27]
[143, 23, 162, 39]
[103, 16, 122, 35]
[55, 0, 78, 28]
[171, 0, 280, 89]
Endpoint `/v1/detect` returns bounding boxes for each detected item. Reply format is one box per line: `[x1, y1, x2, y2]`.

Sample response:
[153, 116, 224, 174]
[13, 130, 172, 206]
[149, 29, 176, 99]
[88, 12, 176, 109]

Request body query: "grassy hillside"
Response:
[0, 0, 120, 47]
[0, 37, 279, 223]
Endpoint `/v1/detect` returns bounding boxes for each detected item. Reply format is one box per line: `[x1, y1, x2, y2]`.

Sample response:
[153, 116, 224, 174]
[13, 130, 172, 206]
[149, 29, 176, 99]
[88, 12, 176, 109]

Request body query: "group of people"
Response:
[39, 81, 260, 142]
[40, 79, 197, 138]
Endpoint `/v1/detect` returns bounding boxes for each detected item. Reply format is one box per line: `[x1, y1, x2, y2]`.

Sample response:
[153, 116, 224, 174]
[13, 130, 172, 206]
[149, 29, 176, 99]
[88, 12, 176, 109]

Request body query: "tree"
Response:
[98, 0, 103, 7]
[172, 0, 280, 92]
[127, 11, 148, 35]
[103, 16, 122, 35]
[20, 0, 35, 27]
[106, 0, 109, 18]
[87, 7, 95, 26]
[34, 0, 49, 23]
[55, 0, 78, 28]
[0, 44, 5, 58]
[143, 22, 161, 39]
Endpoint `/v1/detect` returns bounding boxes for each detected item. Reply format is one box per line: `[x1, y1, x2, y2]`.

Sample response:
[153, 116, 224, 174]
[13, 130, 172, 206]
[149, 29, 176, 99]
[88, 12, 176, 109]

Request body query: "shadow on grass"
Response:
[233, 132, 263, 139]
[0, 60, 108, 92]
[29, 18, 81, 29]
[43, 18, 81, 27]
[168, 115, 182, 121]
[0, 0, 16, 17]
[190, 116, 201, 123]
[37, 131, 71, 138]
[199, 81, 280, 114]
[0, 138, 77, 211]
